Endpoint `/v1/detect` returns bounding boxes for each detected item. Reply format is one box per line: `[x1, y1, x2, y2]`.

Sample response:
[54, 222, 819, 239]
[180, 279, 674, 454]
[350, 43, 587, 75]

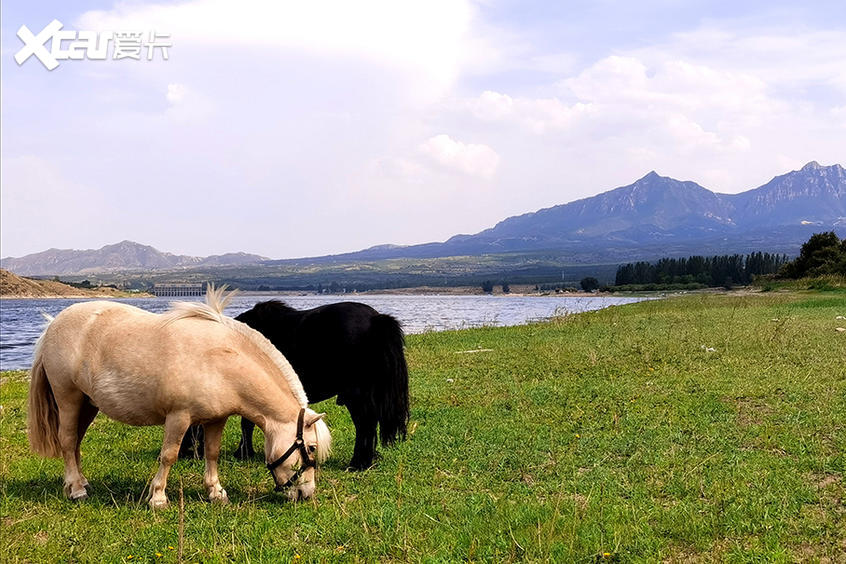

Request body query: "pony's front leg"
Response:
[149, 411, 191, 509]
[202, 419, 229, 504]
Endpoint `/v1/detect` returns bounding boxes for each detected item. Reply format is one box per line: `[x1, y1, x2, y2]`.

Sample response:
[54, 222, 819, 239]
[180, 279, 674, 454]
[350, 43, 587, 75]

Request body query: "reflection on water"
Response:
[0, 294, 645, 370]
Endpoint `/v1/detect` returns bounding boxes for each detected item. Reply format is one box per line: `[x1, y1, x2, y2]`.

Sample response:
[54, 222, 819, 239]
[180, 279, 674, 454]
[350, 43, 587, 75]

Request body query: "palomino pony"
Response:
[27, 287, 331, 507]
[180, 300, 408, 469]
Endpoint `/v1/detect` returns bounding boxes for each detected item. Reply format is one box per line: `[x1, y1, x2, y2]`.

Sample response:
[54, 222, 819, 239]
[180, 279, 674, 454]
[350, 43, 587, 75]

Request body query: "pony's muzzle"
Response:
[275, 475, 312, 499]
[290, 481, 315, 501]
[275, 482, 311, 501]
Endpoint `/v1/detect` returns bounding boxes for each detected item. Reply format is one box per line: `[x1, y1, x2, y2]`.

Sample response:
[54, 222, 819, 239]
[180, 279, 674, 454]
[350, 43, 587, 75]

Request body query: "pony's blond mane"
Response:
[313, 414, 331, 463]
[160, 284, 309, 407]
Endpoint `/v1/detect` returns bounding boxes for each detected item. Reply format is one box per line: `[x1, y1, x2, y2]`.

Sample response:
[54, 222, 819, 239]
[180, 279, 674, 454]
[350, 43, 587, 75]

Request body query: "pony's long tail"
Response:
[27, 337, 62, 458]
[369, 314, 410, 446]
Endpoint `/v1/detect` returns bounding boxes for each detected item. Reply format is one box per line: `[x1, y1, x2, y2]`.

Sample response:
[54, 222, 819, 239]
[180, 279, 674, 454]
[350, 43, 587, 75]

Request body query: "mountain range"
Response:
[0, 240, 267, 276]
[327, 160, 845, 261]
[2, 161, 844, 276]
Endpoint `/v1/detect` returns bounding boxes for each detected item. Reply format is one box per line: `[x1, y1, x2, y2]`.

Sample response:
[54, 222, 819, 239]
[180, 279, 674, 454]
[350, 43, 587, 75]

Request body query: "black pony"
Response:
[179, 300, 409, 469]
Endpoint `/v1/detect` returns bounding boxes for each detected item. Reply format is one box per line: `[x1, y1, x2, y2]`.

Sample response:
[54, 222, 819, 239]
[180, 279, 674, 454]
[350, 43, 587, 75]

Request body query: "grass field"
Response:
[1, 291, 844, 562]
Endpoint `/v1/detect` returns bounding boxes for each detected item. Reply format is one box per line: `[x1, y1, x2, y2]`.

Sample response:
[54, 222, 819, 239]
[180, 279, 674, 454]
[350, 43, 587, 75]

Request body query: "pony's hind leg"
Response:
[149, 411, 191, 509]
[55, 391, 89, 500]
[178, 425, 205, 460]
[75, 397, 99, 490]
[347, 400, 378, 470]
[202, 419, 229, 504]
[234, 417, 257, 459]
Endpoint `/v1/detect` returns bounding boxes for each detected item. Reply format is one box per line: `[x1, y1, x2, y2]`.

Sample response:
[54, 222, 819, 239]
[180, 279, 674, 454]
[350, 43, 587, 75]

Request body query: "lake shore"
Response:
[0, 291, 151, 299]
[357, 284, 585, 296]
[0, 269, 151, 299]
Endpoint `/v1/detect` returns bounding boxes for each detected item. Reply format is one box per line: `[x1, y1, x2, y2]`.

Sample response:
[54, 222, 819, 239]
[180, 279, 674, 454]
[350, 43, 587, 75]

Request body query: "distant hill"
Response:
[0, 269, 142, 298]
[1, 241, 267, 276]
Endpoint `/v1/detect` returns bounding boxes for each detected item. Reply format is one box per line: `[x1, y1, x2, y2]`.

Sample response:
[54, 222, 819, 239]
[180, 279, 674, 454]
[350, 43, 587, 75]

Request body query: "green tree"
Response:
[580, 277, 599, 292]
[780, 232, 846, 278]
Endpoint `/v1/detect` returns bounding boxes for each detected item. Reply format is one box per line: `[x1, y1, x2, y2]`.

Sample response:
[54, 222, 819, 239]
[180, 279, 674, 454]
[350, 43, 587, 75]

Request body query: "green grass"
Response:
[2, 292, 844, 562]
[755, 274, 846, 292]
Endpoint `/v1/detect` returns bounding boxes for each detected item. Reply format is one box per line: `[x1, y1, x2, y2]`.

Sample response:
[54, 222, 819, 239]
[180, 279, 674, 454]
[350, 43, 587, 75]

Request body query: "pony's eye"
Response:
[308, 445, 317, 454]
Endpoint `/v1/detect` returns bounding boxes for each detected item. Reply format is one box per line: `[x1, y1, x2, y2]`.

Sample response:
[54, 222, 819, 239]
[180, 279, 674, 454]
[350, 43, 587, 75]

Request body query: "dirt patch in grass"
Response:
[662, 539, 735, 563]
[813, 473, 842, 490]
[726, 396, 774, 427]
[790, 542, 843, 563]
[806, 472, 844, 504]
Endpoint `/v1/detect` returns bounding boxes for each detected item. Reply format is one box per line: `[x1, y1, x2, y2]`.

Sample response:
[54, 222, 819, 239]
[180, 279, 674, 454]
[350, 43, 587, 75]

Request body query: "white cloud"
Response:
[559, 55, 783, 123]
[418, 134, 500, 178]
[469, 90, 514, 121]
[76, 0, 494, 103]
[467, 90, 595, 133]
[366, 157, 427, 185]
[166, 83, 187, 104]
[562, 56, 650, 103]
[164, 83, 213, 121]
[460, 49, 796, 169]
[663, 27, 846, 94]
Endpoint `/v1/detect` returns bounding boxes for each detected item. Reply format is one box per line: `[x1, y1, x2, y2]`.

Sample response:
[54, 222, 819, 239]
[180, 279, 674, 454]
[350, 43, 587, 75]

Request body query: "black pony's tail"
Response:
[368, 314, 409, 446]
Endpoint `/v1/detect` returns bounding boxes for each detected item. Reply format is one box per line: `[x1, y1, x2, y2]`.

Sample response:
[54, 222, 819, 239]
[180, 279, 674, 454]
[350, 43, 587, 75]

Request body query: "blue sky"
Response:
[2, 0, 845, 259]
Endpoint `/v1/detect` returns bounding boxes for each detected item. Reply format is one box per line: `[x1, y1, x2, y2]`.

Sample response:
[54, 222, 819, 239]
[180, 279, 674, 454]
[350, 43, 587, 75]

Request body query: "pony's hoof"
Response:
[210, 489, 229, 504]
[64, 483, 89, 499]
[346, 460, 374, 471]
[149, 498, 169, 510]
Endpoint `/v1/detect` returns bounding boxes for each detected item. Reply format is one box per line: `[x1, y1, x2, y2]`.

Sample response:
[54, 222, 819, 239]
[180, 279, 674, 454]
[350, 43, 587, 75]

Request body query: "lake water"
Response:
[0, 294, 645, 370]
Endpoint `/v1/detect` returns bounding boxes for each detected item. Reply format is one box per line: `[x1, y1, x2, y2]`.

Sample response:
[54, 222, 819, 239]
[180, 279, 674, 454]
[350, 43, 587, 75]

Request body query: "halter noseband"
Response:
[266, 408, 316, 492]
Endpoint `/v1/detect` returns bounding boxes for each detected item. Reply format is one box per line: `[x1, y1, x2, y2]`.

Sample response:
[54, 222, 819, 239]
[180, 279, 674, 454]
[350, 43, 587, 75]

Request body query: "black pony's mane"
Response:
[253, 300, 298, 314]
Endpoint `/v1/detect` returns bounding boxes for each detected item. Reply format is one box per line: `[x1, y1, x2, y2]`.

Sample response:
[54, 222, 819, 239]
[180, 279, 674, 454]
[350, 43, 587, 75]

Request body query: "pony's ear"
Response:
[305, 412, 326, 427]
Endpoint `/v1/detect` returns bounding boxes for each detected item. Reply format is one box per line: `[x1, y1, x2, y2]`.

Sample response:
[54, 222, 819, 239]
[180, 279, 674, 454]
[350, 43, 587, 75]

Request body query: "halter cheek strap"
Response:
[267, 408, 316, 492]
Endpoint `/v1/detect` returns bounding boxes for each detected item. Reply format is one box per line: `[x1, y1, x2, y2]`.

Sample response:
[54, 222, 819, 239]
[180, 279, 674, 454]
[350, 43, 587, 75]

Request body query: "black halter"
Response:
[266, 408, 316, 492]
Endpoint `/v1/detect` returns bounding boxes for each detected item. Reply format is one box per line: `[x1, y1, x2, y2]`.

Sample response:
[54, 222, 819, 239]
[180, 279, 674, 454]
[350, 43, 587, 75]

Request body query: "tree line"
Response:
[615, 252, 790, 288]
